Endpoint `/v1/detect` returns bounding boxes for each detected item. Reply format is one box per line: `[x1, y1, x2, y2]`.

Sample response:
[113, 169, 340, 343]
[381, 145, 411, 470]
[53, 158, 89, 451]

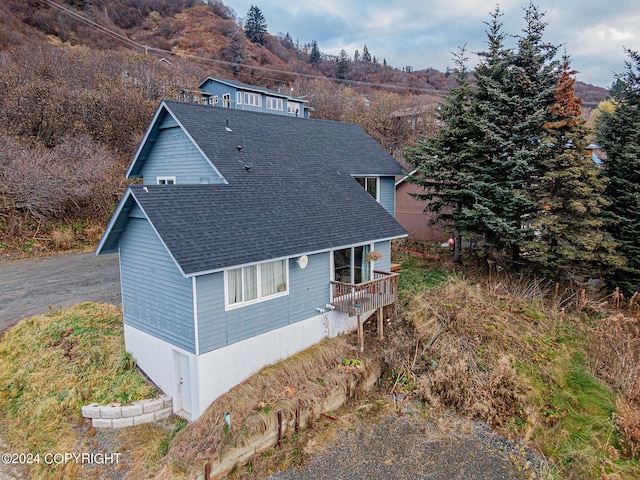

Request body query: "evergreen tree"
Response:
[353, 49, 360, 62]
[309, 40, 321, 66]
[597, 49, 640, 293]
[336, 49, 350, 79]
[362, 45, 372, 62]
[244, 5, 267, 45]
[523, 59, 624, 283]
[405, 47, 480, 262]
[471, 3, 560, 262]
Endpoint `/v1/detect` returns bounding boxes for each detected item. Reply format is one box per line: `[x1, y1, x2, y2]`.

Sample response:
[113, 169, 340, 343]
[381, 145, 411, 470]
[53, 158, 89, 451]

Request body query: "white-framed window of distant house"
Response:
[266, 97, 284, 111]
[244, 92, 261, 107]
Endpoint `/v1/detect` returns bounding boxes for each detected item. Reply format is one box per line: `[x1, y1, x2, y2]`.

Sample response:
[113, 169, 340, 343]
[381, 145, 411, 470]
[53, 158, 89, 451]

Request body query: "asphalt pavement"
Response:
[0, 251, 121, 336]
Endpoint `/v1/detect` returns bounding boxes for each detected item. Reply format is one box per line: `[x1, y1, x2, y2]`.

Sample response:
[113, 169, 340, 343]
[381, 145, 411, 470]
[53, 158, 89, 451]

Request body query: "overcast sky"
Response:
[223, 0, 639, 88]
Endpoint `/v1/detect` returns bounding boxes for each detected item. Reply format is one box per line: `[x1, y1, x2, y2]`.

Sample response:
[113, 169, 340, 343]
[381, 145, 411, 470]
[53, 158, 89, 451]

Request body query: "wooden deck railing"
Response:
[330, 270, 399, 316]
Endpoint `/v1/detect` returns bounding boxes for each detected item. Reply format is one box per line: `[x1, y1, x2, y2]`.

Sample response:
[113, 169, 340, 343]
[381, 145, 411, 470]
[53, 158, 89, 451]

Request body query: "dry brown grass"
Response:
[137, 335, 381, 479]
[398, 275, 571, 431]
[615, 396, 640, 460]
[50, 227, 75, 250]
[0, 303, 158, 479]
[588, 310, 640, 461]
[589, 313, 640, 395]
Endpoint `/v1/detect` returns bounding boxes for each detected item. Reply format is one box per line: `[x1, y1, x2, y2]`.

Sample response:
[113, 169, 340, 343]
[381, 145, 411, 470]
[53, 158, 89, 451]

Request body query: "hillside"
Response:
[1, 0, 609, 99]
[0, 0, 610, 256]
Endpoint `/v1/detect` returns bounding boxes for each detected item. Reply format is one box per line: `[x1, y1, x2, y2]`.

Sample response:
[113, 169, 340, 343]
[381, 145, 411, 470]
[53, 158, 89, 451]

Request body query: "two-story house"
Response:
[198, 76, 310, 118]
[96, 100, 406, 420]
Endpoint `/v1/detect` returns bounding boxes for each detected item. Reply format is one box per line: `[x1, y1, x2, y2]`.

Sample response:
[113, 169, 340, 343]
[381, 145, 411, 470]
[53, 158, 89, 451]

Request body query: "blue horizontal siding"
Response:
[379, 176, 396, 216]
[374, 240, 391, 272]
[196, 252, 331, 354]
[226, 295, 289, 344]
[195, 273, 226, 352]
[288, 253, 330, 323]
[141, 127, 224, 185]
[119, 217, 195, 353]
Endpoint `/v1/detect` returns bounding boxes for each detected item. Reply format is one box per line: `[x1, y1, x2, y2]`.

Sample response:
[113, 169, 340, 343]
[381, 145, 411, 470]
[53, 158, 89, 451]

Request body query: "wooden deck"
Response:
[330, 270, 399, 351]
[330, 270, 399, 316]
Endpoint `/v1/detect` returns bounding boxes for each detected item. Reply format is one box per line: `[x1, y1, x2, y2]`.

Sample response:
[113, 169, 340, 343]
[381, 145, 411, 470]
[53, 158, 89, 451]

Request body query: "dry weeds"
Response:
[399, 277, 545, 429]
[588, 310, 640, 460]
[142, 335, 381, 479]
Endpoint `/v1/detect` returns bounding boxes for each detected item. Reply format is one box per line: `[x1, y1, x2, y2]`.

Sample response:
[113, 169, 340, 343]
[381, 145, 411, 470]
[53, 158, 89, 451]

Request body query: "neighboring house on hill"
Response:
[198, 76, 311, 118]
[96, 100, 406, 420]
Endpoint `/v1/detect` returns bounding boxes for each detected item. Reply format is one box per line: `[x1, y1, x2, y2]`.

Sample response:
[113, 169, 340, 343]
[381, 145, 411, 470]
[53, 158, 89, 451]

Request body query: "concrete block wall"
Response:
[81, 396, 173, 428]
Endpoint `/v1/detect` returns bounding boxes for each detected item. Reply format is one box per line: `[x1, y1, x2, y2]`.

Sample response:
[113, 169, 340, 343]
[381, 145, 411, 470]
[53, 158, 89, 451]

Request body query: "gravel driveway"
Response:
[268, 414, 544, 480]
[0, 251, 121, 336]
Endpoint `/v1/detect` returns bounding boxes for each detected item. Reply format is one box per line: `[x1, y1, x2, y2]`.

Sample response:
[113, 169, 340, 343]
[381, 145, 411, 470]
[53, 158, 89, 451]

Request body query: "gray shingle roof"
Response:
[129, 181, 406, 276]
[101, 101, 407, 275]
[161, 101, 404, 183]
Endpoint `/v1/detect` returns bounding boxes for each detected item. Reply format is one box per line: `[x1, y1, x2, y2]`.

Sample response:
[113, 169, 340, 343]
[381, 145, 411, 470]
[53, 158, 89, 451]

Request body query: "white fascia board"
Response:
[95, 188, 135, 255]
[185, 234, 407, 278]
[126, 101, 167, 178]
[395, 169, 418, 186]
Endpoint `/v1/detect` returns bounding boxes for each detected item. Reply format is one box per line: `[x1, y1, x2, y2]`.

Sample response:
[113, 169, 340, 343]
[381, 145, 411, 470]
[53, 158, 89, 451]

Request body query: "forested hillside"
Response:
[0, 0, 609, 257]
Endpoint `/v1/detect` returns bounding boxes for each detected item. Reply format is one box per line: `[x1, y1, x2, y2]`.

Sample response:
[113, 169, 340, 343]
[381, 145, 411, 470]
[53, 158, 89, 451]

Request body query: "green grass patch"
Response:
[0, 303, 157, 465]
[533, 353, 637, 479]
[398, 257, 447, 294]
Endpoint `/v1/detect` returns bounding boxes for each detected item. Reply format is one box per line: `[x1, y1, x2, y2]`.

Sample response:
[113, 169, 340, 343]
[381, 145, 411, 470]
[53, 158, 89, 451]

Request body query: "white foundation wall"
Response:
[124, 325, 198, 417]
[124, 310, 357, 420]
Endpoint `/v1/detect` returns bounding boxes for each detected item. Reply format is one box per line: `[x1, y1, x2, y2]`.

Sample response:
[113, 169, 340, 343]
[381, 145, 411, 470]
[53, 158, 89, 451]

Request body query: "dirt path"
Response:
[0, 251, 121, 336]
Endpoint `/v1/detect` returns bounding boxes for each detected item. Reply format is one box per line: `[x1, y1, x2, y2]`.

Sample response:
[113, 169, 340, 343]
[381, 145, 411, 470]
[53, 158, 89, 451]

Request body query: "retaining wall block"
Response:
[142, 398, 164, 414]
[92, 418, 113, 429]
[81, 404, 102, 419]
[155, 407, 173, 421]
[121, 403, 145, 418]
[133, 412, 157, 426]
[100, 407, 123, 419]
[112, 417, 135, 429]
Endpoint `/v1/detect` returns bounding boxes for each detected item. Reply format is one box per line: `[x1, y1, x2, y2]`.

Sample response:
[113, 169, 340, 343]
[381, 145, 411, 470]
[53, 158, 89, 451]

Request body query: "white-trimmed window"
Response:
[288, 102, 301, 115]
[266, 97, 284, 111]
[157, 176, 176, 185]
[236, 91, 243, 105]
[223, 93, 231, 108]
[226, 259, 288, 308]
[333, 245, 371, 284]
[354, 176, 378, 200]
[244, 92, 261, 107]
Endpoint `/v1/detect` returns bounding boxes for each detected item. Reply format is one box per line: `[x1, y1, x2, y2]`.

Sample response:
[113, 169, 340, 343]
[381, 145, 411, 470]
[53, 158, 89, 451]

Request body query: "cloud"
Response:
[225, 0, 639, 87]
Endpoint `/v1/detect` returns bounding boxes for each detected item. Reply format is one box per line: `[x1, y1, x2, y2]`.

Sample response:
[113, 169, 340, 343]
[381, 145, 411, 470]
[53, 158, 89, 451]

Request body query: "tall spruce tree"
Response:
[309, 40, 321, 66]
[405, 47, 480, 262]
[523, 59, 624, 283]
[336, 49, 350, 79]
[471, 3, 560, 262]
[244, 5, 267, 46]
[597, 49, 640, 293]
[362, 45, 372, 62]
